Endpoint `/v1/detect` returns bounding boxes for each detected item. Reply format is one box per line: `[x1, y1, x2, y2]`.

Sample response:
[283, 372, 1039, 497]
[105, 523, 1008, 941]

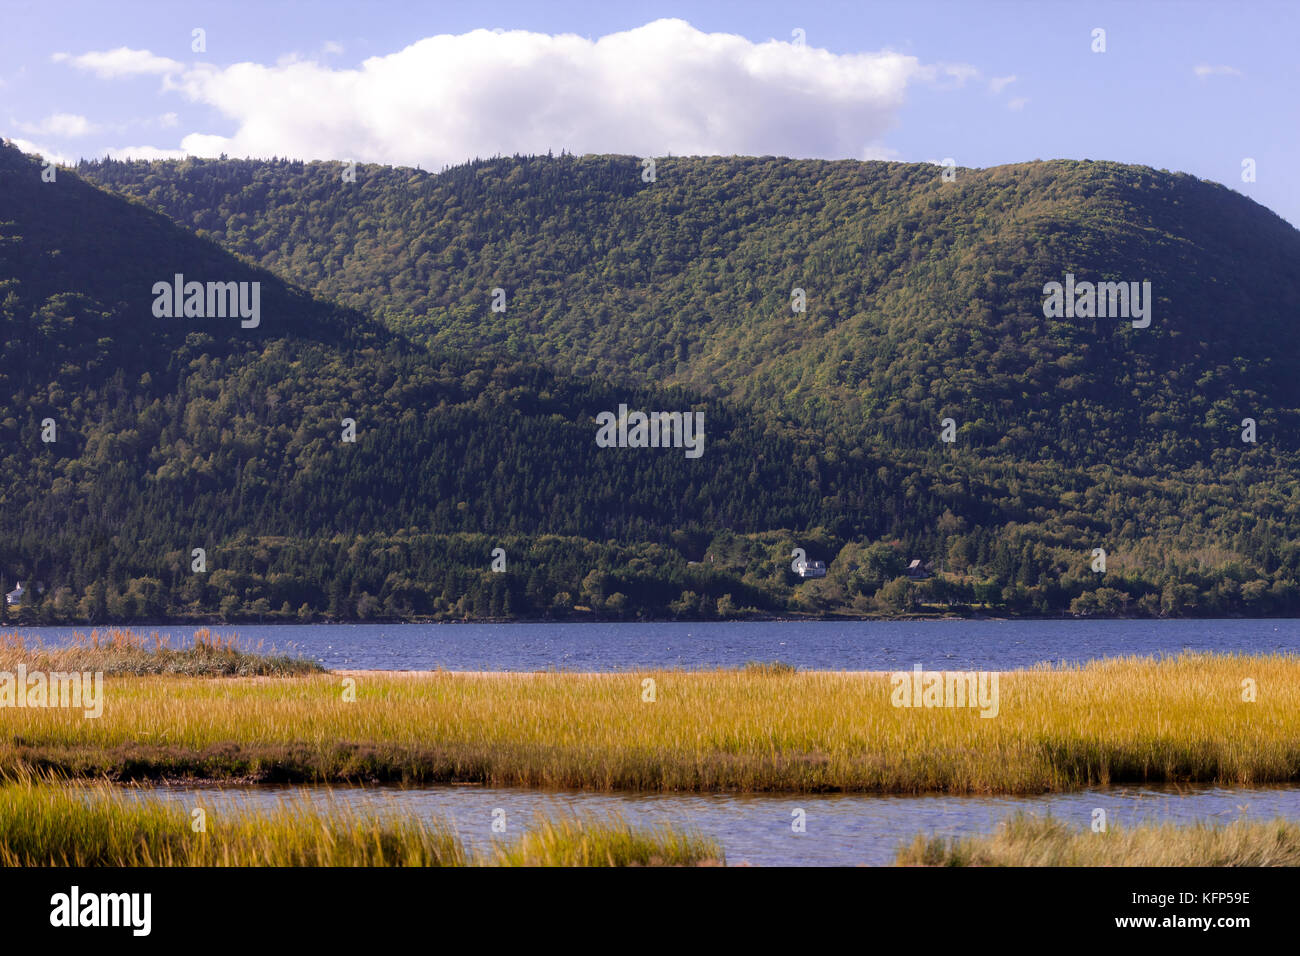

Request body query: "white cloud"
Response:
[103, 144, 189, 161]
[928, 63, 980, 88]
[322, 41, 345, 55]
[861, 144, 901, 161]
[1007, 97, 1028, 111]
[8, 137, 73, 165]
[15, 112, 98, 137]
[53, 47, 184, 78]
[989, 75, 1016, 94]
[55, 20, 970, 168]
[1194, 64, 1242, 78]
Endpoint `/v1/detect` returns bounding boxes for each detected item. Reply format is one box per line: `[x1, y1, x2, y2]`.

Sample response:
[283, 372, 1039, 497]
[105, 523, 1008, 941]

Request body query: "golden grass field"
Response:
[2, 631, 1297, 793]
[896, 814, 1300, 866]
[0, 774, 720, 866]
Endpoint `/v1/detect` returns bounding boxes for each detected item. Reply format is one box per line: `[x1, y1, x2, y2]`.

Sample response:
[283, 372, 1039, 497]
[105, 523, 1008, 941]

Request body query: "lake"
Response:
[9, 618, 1300, 671]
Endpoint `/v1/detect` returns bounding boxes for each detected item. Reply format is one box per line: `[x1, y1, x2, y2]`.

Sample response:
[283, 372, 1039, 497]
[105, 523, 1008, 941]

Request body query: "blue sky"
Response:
[3, 0, 1297, 225]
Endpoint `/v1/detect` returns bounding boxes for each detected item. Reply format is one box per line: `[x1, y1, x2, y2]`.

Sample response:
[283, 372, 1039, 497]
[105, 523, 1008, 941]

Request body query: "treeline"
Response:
[3, 525, 1297, 625]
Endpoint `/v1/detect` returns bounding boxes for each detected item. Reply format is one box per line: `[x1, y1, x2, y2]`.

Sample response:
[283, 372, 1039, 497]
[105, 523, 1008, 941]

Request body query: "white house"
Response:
[796, 559, 827, 579]
[5, 581, 24, 606]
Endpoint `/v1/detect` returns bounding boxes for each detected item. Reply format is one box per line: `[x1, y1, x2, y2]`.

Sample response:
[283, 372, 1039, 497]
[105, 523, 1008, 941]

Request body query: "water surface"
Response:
[11, 619, 1300, 671]
[134, 782, 1300, 867]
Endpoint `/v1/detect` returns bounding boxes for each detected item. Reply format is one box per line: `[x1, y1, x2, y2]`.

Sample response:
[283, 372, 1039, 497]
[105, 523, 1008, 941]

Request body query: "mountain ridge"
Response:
[78, 152, 1300, 470]
[1, 141, 1297, 622]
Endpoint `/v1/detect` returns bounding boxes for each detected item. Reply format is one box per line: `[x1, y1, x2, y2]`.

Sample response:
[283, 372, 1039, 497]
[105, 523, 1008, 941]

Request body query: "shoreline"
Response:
[2, 614, 1290, 627]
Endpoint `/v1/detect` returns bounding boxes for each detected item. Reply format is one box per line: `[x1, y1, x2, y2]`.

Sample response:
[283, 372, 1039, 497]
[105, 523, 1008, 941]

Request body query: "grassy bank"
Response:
[897, 814, 1300, 866]
[2, 647, 1297, 792]
[0, 775, 720, 866]
[0, 629, 322, 676]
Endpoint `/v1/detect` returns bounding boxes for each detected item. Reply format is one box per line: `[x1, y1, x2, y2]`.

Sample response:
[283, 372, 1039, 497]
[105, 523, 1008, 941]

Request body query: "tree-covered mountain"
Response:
[0, 141, 888, 621]
[2, 139, 1299, 623]
[81, 153, 1300, 471]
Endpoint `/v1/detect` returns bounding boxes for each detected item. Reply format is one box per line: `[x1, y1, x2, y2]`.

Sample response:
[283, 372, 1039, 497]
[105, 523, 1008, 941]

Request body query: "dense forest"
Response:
[81, 152, 1300, 468]
[1, 139, 1298, 623]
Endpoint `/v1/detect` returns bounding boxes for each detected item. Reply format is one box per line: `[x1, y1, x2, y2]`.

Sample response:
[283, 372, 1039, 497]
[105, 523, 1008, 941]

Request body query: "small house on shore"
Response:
[5, 581, 24, 606]
[796, 559, 827, 579]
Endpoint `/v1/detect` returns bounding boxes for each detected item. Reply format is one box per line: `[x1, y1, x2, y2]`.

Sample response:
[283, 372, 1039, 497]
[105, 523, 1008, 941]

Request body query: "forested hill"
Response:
[3, 138, 1300, 623]
[81, 153, 1300, 470]
[0, 139, 893, 622]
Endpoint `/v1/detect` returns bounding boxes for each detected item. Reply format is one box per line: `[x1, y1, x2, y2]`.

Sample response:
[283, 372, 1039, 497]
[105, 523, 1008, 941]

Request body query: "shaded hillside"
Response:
[0, 145, 380, 396]
[3, 141, 878, 541]
[80, 153, 1300, 469]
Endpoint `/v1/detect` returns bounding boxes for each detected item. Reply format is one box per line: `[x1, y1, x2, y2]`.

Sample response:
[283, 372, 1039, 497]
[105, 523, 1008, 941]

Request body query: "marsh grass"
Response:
[487, 813, 723, 866]
[0, 628, 321, 676]
[2, 651, 1297, 793]
[741, 660, 798, 674]
[896, 813, 1300, 866]
[0, 773, 720, 867]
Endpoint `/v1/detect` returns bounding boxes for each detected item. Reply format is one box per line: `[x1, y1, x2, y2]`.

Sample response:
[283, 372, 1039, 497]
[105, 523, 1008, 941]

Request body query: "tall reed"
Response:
[896, 813, 1300, 866]
[0, 774, 721, 867]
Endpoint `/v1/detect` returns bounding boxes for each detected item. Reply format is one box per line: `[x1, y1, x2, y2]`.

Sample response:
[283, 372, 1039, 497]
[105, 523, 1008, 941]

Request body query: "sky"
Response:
[3, 0, 1297, 225]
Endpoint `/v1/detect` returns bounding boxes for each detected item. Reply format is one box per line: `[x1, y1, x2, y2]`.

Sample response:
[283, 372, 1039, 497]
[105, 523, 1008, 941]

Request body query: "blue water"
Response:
[8, 619, 1299, 671]
[134, 782, 1300, 867]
